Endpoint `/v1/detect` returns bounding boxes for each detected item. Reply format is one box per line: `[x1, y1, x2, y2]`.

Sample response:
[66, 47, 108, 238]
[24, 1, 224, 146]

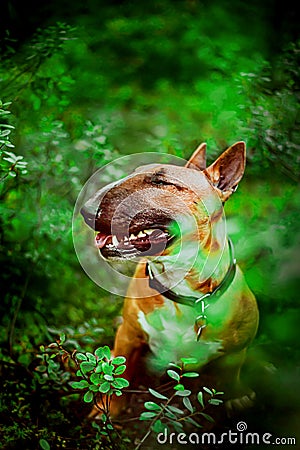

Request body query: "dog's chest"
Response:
[138, 301, 222, 372]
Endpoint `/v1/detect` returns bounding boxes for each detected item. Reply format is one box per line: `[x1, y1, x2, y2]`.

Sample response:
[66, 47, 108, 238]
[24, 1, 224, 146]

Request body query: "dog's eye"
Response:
[151, 176, 171, 186]
[147, 173, 186, 190]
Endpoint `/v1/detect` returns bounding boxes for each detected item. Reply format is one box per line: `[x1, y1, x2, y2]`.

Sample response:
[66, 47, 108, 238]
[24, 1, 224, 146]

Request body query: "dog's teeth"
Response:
[124, 236, 129, 242]
[130, 234, 135, 240]
[112, 235, 119, 247]
[144, 229, 154, 235]
[138, 231, 146, 238]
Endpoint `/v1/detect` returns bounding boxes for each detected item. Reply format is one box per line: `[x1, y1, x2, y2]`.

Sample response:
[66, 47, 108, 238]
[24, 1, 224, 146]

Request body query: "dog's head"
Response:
[81, 142, 245, 261]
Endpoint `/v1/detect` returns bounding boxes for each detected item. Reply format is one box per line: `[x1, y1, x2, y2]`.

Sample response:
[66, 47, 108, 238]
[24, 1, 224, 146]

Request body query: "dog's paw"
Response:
[225, 391, 256, 417]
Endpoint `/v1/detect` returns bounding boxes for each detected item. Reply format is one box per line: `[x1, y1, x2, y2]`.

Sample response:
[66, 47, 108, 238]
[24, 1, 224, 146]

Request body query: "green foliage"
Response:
[0, 2, 299, 449]
[136, 358, 223, 449]
[0, 100, 28, 180]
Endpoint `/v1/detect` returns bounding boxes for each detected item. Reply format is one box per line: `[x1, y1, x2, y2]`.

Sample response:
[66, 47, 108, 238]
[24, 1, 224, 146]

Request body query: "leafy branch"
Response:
[135, 357, 224, 449]
[37, 335, 129, 449]
[0, 100, 28, 182]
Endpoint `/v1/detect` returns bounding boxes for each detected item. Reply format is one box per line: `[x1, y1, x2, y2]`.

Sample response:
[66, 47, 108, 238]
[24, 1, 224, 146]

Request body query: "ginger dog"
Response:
[81, 142, 259, 416]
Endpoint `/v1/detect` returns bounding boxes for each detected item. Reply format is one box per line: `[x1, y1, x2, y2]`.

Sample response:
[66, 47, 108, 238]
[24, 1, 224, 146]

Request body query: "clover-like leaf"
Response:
[83, 390, 94, 403]
[102, 346, 111, 360]
[86, 352, 96, 363]
[112, 356, 126, 365]
[111, 378, 129, 389]
[90, 373, 102, 385]
[114, 364, 126, 375]
[69, 380, 89, 389]
[80, 361, 95, 374]
[99, 381, 111, 393]
[95, 347, 105, 360]
[102, 362, 113, 376]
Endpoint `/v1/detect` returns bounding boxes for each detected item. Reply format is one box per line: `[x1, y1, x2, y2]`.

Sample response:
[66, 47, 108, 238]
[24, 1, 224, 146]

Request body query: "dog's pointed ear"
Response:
[204, 142, 246, 201]
[185, 143, 206, 170]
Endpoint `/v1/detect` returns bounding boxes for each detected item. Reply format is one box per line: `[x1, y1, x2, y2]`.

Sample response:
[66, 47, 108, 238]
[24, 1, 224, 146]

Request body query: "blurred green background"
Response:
[0, 0, 299, 448]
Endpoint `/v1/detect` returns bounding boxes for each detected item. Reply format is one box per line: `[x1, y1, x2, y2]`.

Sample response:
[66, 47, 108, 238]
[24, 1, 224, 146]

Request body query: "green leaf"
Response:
[167, 369, 180, 382]
[75, 353, 87, 361]
[69, 380, 89, 389]
[90, 373, 102, 385]
[144, 401, 161, 411]
[152, 420, 166, 433]
[165, 411, 177, 420]
[197, 391, 204, 408]
[114, 364, 126, 375]
[112, 356, 126, 365]
[59, 333, 66, 344]
[39, 439, 50, 450]
[183, 396, 193, 413]
[102, 346, 111, 360]
[89, 384, 99, 392]
[186, 417, 202, 428]
[172, 421, 184, 432]
[148, 388, 168, 400]
[95, 347, 104, 359]
[203, 386, 213, 396]
[102, 362, 113, 376]
[181, 357, 198, 365]
[140, 411, 157, 420]
[208, 398, 223, 406]
[111, 378, 129, 388]
[35, 365, 47, 373]
[182, 372, 199, 378]
[104, 374, 114, 381]
[200, 412, 215, 423]
[175, 389, 191, 397]
[86, 352, 96, 362]
[80, 361, 95, 374]
[83, 390, 94, 403]
[99, 381, 111, 393]
[95, 363, 103, 373]
[174, 383, 185, 391]
[169, 362, 181, 370]
[166, 405, 184, 415]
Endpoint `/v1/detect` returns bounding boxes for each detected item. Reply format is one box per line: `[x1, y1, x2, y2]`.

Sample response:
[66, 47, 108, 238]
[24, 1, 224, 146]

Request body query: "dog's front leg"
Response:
[107, 319, 146, 417]
[207, 349, 255, 416]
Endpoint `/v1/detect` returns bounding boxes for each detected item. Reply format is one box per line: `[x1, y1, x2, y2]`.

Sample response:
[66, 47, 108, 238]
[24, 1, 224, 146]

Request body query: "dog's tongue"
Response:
[95, 232, 112, 249]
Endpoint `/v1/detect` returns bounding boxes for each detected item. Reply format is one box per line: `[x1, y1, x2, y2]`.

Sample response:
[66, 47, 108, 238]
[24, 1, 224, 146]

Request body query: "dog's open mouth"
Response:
[95, 228, 174, 259]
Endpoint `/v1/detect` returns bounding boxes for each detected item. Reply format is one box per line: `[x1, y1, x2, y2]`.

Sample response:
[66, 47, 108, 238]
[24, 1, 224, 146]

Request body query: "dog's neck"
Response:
[147, 235, 231, 300]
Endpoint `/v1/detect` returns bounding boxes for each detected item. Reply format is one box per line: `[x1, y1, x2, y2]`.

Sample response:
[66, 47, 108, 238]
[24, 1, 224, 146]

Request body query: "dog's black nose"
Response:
[80, 206, 97, 230]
